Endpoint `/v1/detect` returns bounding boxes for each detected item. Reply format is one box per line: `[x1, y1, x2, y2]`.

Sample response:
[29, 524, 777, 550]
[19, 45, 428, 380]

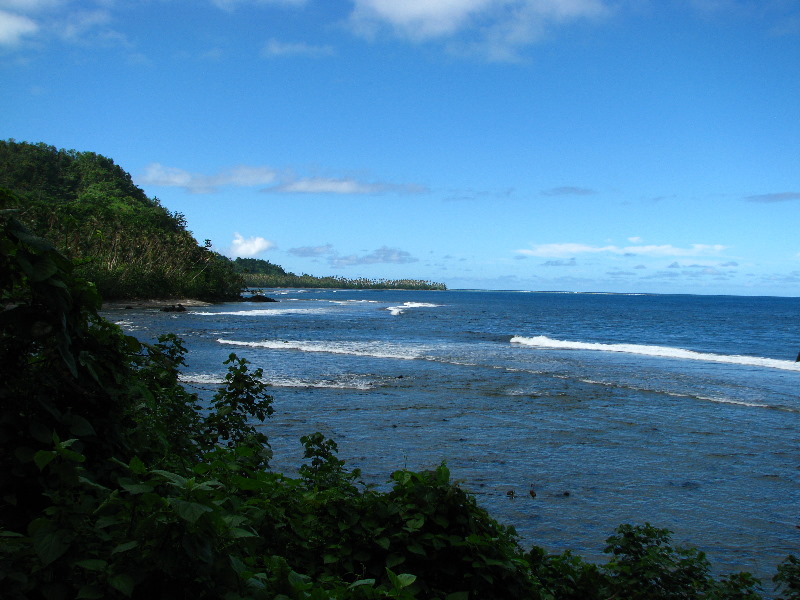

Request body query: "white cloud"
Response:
[0, 0, 62, 12]
[0, 2, 131, 49]
[229, 233, 275, 258]
[516, 242, 727, 258]
[138, 163, 277, 193]
[349, 0, 611, 60]
[261, 38, 334, 57]
[0, 9, 37, 45]
[350, 0, 494, 39]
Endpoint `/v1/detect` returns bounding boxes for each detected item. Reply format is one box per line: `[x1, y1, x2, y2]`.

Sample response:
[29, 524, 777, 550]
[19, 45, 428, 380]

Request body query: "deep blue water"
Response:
[105, 290, 800, 584]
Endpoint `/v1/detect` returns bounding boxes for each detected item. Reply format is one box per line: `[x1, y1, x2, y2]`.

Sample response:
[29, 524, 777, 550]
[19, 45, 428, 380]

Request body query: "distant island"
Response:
[0, 140, 446, 300]
[232, 257, 446, 291]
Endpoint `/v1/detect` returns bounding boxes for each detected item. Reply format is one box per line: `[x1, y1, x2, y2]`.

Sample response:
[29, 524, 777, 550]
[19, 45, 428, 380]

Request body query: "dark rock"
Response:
[161, 304, 186, 312]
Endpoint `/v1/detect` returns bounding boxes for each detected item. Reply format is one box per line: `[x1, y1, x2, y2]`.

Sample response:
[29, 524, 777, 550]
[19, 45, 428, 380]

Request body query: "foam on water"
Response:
[217, 338, 425, 360]
[511, 335, 800, 371]
[192, 307, 332, 317]
[386, 302, 443, 315]
[180, 372, 375, 390]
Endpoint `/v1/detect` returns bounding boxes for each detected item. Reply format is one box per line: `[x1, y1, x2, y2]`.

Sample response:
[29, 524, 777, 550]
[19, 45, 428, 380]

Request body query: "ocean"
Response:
[105, 289, 800, 583]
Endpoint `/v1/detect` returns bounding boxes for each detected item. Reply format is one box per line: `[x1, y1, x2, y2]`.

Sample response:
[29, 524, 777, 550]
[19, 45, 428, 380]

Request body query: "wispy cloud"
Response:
[744, 192, 800, 203]
[287, 243, 418, 267]
[541, 186, 596, 197]
[269, 176, 426, 195]
[516, 242, 727, 258]
[287, 244, 335, 258]
[138, 163, 425, 196]
[443, 187, 514, 202]
[542, 258, 577, 267]
[329, 246, 419, 268]
[0, 9, 37, 45]
[138, 163, 277, 194]
[349, 0, 612, 61]
[229, 233, 275, 258]
[210, 0, 307, 9]
[0, 1, 134, 50]
[261, 38, 334, 58]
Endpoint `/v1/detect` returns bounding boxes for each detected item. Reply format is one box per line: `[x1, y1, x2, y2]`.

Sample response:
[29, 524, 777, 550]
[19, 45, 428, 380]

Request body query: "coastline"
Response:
[101, 298, 213, 310]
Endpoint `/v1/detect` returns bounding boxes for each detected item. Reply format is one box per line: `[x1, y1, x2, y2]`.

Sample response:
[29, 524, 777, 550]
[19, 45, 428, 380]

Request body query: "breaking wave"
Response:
[510, 335, 800, 371]
[386, 302, 443, 316]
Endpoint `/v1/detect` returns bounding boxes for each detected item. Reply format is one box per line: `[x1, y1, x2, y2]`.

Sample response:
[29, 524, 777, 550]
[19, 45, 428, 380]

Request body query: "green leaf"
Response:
[33, 530, 71, 566]
[170, 498, 213, 523]
[33, 450, 56, 471]
[76, 559, 108, 571]
[109, 573, 135, 597]
[128, 456, 146, 475]
[151, 469, 187, 487]
[386, 554, 405, 568]
[95, 515, 122, 529]
[395, 573, 417, 588]
[386, 568, 417, 590]
[349, 579, 377, 588]
[111, 540, 138, 555]
[23, 256, 58, 282]
[375, 536, 390, 550]
[407, 543, 426, 556]
[230, 527, 257, 539]
[444, 593, 470, 600]
[287, 570, 312, 591]
[0, 531, 24, 538]
[120, 481, 154, 495]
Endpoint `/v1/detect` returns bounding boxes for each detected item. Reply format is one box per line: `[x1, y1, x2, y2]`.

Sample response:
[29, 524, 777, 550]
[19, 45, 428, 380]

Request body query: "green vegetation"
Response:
[0, 140, 243, 301]
[3, 202, 799, 599]
[233, 258, 447, 291]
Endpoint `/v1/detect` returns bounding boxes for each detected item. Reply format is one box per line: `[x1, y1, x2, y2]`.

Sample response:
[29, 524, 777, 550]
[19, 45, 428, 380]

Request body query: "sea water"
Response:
[105, 290, 800, 583]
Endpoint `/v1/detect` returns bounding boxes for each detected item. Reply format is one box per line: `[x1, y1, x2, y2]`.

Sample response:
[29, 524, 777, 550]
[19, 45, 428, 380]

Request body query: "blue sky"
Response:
[2, 0, 800, 295]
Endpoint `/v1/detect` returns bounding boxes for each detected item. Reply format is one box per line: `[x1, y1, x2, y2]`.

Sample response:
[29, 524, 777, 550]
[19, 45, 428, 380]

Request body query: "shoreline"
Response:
[101, 298, 213, 310]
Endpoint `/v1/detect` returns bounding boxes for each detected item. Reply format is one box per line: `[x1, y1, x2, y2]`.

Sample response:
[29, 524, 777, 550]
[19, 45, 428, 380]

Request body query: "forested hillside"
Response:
[0, 140, 243, 300]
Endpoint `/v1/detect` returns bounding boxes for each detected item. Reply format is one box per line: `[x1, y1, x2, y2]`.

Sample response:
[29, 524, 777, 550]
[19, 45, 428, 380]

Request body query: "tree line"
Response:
[232, 258, 446, 290]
